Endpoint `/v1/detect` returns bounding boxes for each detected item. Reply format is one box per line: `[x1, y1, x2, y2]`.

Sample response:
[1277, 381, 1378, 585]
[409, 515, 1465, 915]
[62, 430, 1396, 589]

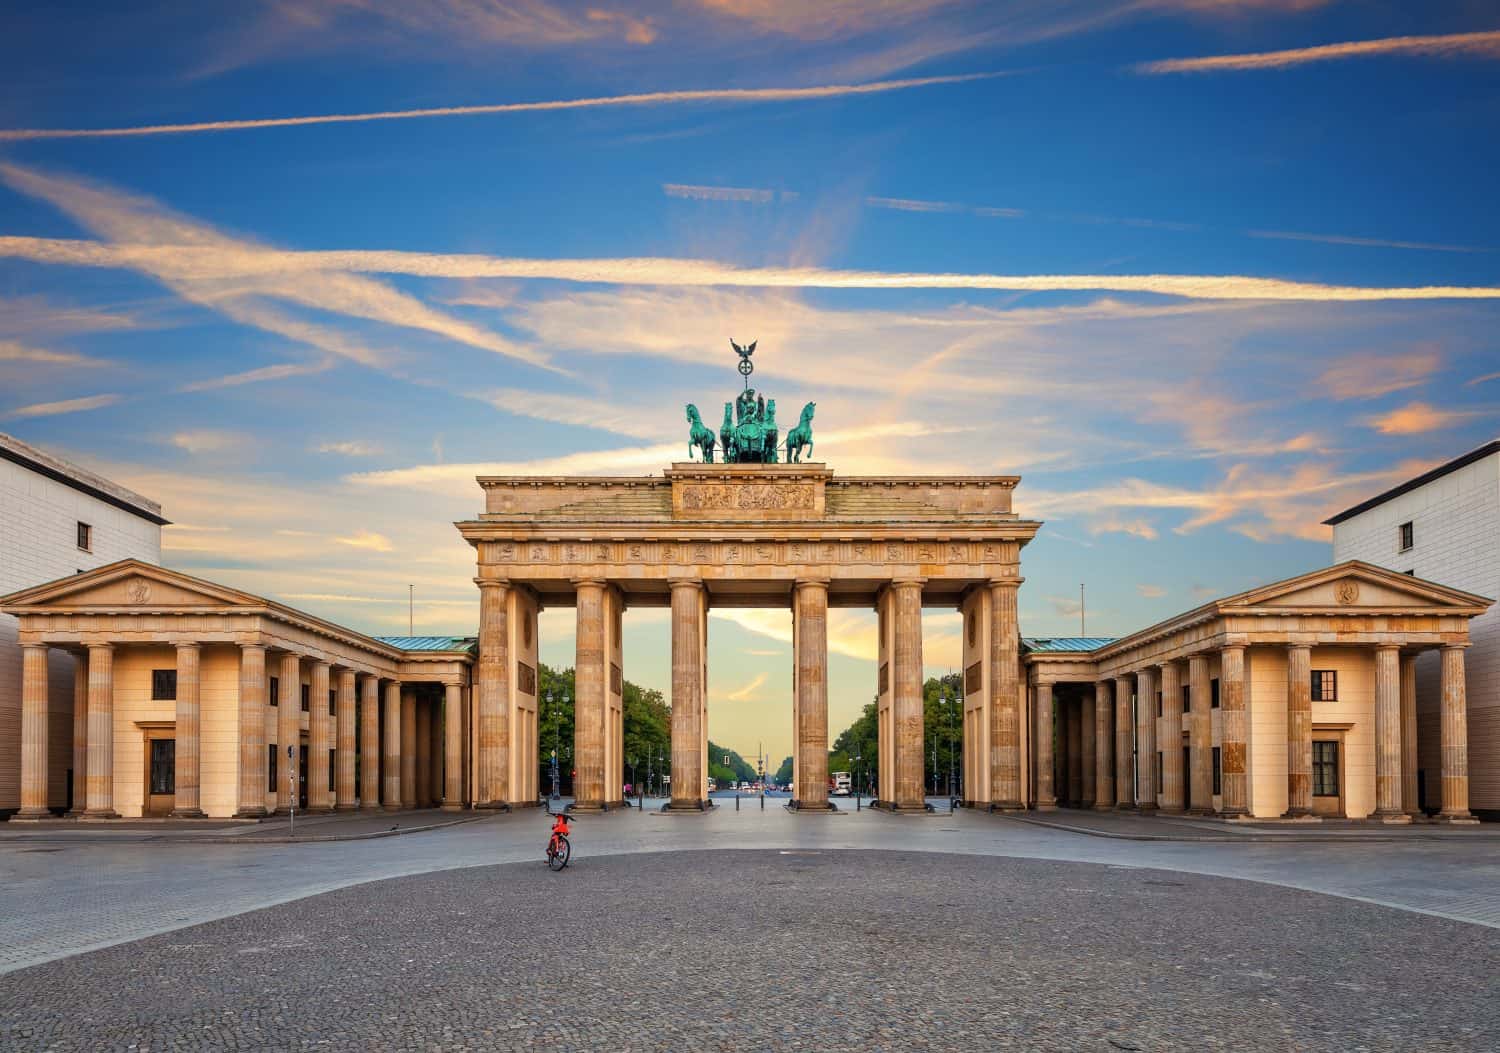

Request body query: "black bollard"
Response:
[760, 792, 765, 810]
[735, 794, 740, 811]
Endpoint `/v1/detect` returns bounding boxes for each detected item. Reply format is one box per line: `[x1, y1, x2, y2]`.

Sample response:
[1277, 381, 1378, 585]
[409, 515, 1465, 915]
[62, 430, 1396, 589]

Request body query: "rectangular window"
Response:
[1405, 569, 1416, 576]
[76, 521, 92, 551]
[149, 739, 175, 795]
[1212, 746, 1221, 795]
[1210, 677, 1220, 710]
[329, 749, 336, 793]
[1311, 670, 1338, 702]
[270, 676, 279, 707]
[1398, 521, 1414, 552]
[1155, 691, 1162, 718]
[300, 683, 310, 713]
[328, 689, 336, 717]
[151, 669, 177, 701]
[268, 744, 278, 791]
[1155, 752, 1163, 795]
[1312, 741, 1339, 797]
[1182, 685, 1191, 713]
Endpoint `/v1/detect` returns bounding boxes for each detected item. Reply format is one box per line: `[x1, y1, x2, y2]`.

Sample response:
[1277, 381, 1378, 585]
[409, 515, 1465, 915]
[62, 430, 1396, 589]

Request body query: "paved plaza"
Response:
[2, 806, 1499, 1049]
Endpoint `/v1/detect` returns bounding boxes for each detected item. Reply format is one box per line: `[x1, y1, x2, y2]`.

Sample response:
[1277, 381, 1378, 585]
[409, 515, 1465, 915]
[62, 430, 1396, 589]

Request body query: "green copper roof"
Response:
[375, 635, 477, 653]
[1021, 637, 1117, 654]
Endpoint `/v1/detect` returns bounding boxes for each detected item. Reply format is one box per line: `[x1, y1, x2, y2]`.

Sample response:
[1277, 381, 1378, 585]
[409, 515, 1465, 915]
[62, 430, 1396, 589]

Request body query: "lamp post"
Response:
[945, 686, 957, 798]
[627, 755, 637, 803]
[853, 752, 862, 801]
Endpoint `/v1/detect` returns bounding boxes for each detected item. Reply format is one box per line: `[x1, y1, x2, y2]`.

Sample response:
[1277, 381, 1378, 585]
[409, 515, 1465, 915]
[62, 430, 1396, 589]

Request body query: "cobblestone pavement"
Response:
[2, 850, 1495, 1051]
[4, 802, 1500, 978]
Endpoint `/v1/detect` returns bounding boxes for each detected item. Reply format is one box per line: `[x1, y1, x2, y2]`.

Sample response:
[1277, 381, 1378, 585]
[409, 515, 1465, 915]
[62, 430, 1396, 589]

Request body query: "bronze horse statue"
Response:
[785, 401, 815, 462]
[686, 404, 716, 462]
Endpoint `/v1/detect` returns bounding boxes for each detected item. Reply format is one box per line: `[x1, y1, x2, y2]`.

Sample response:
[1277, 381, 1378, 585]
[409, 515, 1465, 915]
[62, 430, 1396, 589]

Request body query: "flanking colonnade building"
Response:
[1, 436, 1493, 822]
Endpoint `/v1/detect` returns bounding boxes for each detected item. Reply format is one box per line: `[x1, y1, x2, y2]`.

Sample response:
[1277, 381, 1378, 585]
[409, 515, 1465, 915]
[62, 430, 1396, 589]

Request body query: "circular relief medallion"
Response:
[968, 610, 977, 647]
[1335, 579, 1360, 605]
[126, 579, 151, 604]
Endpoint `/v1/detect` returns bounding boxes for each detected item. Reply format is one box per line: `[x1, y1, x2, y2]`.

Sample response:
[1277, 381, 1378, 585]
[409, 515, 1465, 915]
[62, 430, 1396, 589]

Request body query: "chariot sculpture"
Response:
[685, 340, 814, 464]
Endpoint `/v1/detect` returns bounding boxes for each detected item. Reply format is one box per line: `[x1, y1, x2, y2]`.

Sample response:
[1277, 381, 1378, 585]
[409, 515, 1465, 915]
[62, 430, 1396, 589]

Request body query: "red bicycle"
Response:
[546, 811, 572, 871]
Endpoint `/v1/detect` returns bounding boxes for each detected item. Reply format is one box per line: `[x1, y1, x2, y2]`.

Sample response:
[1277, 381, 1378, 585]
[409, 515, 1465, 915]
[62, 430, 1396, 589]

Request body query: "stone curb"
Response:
[0, 813, 490, 846]
[994, 812, 1418, 843]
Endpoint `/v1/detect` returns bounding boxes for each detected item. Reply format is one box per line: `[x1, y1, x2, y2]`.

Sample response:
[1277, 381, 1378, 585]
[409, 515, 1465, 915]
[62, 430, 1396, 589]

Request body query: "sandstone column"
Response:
[475, 578, 510, 808]
[1135, 666, 1158, 811]
[428, 700, 444, 805]
[415, 695, 431, 808]
[1093, 680, 1113, 811]
[274, 652, 300, 813]
[573, 579, 607, 810]
[1400, 653, 1420, 818]
[1080, 692, 1097, 806]
[1283, 644, 1313, 818]
[400, 688, 417, 809]
[69, 653, 88, 816]
[358, 674, 380, 808]
[383, 680, 403, 810]
[335, 669, 357, 810]
[171, 643, 205, 818]
[443, 682, 464, 810]
[793, 579, 831, 809]
[891, 578, 927, 810]
[16, 643, 51, 819]
[989, 579, 1022, 808]
[84, 643, 118, 819]
[668, 579, 707, 810]
[1437, 644, 1476, 822]
[1112, 675, 1133, 808]
[1219, 645, 1249, 818]
[1158, 662, 1184, 813]
[1372, 645, 1408, 822]
[308, 661, 332, 812]
[235, 644, 267, 818]
[1034, 682, 1056, 809]
[1187, 653, 1212, 815]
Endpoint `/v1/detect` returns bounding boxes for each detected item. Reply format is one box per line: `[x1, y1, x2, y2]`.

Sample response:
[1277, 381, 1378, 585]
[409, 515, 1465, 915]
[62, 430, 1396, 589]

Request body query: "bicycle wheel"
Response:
[548, 834, 570, 871]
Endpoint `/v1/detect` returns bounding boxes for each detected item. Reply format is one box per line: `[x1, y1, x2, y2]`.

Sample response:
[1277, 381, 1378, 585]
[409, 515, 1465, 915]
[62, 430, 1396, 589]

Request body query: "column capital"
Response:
[890, 576, 927, 589]
[88, 641, 113, 655]
[794, 577, 831, 592]
[474, 577, 510, 591]
[1219, 643, 1246, 656]
[174, 640, 200, 653]
[667, 577, 704, 591]
[1375, 642, 1402, 654]
[571, 577, 608, 589]
[1441, 641, 1470, 653]
[987, 576, 1024, 590]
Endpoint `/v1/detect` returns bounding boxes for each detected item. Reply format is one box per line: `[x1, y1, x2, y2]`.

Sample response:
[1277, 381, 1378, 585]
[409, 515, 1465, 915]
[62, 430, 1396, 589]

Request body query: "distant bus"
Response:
[831, 771, 852, 796]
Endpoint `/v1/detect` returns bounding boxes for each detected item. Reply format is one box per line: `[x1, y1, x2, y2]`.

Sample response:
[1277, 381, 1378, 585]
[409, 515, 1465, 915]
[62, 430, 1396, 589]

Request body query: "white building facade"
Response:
[1327, 439, 1500, 817]
[0, 432, 164, 815]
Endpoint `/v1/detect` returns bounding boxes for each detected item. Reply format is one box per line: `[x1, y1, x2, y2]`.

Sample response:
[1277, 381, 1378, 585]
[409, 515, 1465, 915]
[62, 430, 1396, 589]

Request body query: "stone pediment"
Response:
[1223, 562, 1491, 614]
[0, 560, 259, 610]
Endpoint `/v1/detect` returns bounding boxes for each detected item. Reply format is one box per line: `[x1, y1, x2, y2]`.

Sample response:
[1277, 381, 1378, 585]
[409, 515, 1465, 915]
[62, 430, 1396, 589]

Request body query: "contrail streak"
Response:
[1137, 29, 1500, 74]
[3, 236, 1498, 302]
[0, 73, 1002, 141]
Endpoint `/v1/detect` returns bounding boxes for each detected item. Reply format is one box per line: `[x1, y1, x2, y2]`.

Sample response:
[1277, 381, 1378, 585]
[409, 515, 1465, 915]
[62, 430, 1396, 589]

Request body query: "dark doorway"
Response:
[147, 738, 176, 816]
[1182, 746, 1192, 810]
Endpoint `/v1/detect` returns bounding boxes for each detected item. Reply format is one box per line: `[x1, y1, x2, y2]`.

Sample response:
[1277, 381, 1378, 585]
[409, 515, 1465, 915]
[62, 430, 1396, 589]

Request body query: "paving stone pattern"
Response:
[2, 850, 1496, 1051]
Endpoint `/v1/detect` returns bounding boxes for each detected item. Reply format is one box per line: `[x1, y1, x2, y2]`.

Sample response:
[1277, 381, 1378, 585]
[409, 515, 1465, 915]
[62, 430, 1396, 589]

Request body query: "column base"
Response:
[1114, 802, 1138, 812]
[1034, 799, 1058, 811]
[168, 807, 206, 819]
[80, 808, 121, 820]
[787, 799, 838, 811]
[870, 799, 934, 813]
[662, 799, 713, 812]
[985, 801, 1026, 813]
[1278, 811, 1322, 822]
[568, 800, 618, 813]
[1092, 802, 1116, 812]
[1434, 811, 1479, 825]
[384, 804, 405, 812]
[473, 800, 513, 812]
[1157, 807, 1186, 817]
[1218, 807, 1251, 820]
[1184, 807, 1215, 817]
[1370, 809, 1412, 824]
[1136, 802, 1159, 814]
[335, 803, 358, 812]
[12, 806, 55, 821]
[233, 806, 267, 819]
[440, 802, 465, 812]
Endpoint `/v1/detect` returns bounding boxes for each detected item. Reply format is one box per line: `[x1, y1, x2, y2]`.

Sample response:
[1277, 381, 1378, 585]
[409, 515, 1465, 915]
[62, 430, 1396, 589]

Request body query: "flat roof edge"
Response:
[0, 433, 168, 526]
[1323, 439, 1500, 526]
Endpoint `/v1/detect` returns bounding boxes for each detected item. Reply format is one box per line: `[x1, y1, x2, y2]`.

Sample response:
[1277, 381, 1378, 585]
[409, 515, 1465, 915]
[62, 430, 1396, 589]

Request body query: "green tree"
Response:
[536, 664, 673, 795]
[825, 674, 966, 798]
[773, 756, 793, 785]
[708, 741, 757, 786]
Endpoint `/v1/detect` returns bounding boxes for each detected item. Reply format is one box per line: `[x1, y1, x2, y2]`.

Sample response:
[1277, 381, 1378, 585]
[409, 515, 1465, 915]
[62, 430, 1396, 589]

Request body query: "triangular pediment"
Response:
[1222, 562, 1491, 613]
[0, 559, 262, 609]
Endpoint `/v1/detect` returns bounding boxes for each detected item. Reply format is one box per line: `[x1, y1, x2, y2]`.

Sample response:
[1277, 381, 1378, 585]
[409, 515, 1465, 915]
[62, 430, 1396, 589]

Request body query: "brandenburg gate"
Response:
[457, 344, 1040, 812]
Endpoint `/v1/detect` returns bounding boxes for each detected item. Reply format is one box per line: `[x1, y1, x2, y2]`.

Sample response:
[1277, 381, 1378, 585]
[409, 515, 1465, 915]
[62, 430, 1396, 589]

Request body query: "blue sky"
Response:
[2, 1, 1498, 762]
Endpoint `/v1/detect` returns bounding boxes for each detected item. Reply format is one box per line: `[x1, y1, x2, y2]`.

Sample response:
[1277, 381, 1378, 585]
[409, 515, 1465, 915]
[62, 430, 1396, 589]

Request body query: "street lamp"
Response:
[546, 690, 560, 800]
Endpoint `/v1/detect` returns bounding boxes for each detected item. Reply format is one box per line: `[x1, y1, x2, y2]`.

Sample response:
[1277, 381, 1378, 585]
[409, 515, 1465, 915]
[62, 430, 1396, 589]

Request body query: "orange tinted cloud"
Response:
[1138, 29, 1500, 74]
[1364, 402, 1477, 435]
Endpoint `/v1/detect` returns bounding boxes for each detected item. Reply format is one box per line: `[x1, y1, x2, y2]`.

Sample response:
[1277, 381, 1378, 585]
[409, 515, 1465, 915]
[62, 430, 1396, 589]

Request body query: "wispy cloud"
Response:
[0, 73, 1002, 142]
[169, 429, 244, 454]
[1137, 584, 1167, 598]
[1137, 29, 1500, 74]
[475, 387, 670, 439]
[725, 672, 769, 702]
[1090, 516, 1159, 540]
[0, 340, 103, 366]
[663, 183, 795, 203]
[1363, 401, 1480, 436]
[1319, 347, 1442, 400]
[8, 233, 1499, 302]
[1249, 229, 1491, 254]
[317, 440, 382, 456]
[178, 359, 335, 392]
[334, 529, 395, 552]
[5, 393, 122, 419]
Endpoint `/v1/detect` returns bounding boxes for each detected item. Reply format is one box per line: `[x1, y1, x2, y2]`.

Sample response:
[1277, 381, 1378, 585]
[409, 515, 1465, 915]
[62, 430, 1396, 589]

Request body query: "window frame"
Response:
[1210, 677, 1220, 710]
[1312, 740, 1339, 797]
[76, 521, 92, 552]
[1398, 521, 1414, 552]
[150, 669, 177, 701]
[328, 688, 336, 717]
[1311, 669, 1338, 702]
[1181, 684, 1191, 714]
[268, 744, 278, 792]
[300, 683, 310, 713]
[269, 676, 279, 707]
[1212, 746, 1221, 795]
[149, 738, 176, 795]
